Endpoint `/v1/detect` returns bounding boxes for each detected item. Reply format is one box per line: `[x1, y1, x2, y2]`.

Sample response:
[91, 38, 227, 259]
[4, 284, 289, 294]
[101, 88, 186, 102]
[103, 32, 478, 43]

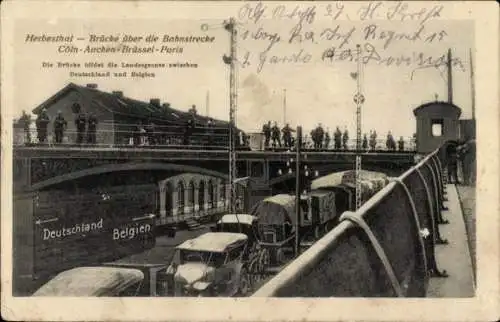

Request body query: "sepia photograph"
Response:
[1, 1, 498, 321]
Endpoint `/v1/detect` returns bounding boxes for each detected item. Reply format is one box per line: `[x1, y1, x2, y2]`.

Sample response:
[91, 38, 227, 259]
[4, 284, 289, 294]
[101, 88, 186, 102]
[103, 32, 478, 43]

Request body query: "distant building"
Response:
[28, 82, 231, 146]
[413, 101, 462, 153]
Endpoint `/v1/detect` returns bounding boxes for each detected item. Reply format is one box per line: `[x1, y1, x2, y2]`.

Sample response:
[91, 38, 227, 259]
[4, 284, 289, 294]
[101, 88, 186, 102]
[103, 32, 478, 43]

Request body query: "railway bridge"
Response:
[11, 142, 474, 298]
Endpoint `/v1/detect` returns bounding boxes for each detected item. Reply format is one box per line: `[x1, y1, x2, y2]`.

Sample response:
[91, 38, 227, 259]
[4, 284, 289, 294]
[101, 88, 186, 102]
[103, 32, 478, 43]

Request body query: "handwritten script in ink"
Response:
[234, 1, 465, 74]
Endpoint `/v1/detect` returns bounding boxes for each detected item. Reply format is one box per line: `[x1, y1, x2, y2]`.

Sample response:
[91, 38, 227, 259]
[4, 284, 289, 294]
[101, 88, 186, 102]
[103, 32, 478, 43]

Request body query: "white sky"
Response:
[12, 2, 474, 137]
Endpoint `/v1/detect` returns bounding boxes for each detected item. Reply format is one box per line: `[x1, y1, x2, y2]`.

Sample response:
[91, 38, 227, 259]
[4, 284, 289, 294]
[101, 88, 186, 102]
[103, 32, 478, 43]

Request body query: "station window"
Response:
[431, 119, 443, 137]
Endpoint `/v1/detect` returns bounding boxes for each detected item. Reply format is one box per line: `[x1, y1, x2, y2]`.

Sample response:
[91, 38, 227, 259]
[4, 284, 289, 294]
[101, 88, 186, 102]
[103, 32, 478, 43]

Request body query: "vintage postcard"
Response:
[1, 0, 498, 321]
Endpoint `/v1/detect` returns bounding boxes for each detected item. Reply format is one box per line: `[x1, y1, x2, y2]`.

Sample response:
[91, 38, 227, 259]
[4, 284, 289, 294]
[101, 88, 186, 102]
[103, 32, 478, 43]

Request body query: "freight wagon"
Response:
[250, 170, 390, 266]
[13, 183, 158, 295]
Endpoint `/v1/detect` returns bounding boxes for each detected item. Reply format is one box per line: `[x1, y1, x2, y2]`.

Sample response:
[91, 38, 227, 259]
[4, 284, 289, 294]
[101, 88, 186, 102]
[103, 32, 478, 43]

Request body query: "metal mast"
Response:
[224, 18, 238, 213]
[354, 44, 365, 210]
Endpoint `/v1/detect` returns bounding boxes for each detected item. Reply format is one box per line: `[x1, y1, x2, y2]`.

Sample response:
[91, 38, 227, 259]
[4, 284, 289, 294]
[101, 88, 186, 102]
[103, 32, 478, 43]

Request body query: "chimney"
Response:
[86, 83, 98, 89]
[162, 102, 171, 109]
[112, 91, 123, 97]
[150, 98, 161, 107]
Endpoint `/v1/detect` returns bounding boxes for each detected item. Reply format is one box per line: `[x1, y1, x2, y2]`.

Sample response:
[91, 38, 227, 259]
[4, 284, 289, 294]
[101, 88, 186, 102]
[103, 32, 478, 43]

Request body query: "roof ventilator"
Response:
[339, 211, 404, 297]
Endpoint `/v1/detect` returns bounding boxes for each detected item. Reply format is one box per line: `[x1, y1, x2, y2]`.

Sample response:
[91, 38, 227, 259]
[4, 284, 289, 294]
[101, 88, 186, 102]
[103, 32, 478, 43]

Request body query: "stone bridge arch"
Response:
[30, 162, 229, 191]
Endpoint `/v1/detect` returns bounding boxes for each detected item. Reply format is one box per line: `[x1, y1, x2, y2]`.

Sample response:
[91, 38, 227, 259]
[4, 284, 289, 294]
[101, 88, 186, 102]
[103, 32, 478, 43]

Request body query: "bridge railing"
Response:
[252, 144, 448, 297]
[13, 127, 416, 152]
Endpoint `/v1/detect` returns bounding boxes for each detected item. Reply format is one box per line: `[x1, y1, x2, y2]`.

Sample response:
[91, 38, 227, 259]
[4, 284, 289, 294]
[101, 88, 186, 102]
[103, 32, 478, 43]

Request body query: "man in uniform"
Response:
[342, 128, 349, 150]
[75, 110, 87, 144]
[369, 130, 378, 150]
[362, 133, 368, 150]
[262, 121, 271, 148]
[36, 109, 50, 144]
[386, 131, 395, 151]
[315, 123, 324, 149]
[53, 111, 67, 144]
[271, 121, 281, 148]
[334, 127, 342, 150]
[20, 110, 31, 144]
[87, 112, 98, 145]
[398, 136, 405, 151]
[281, 123, 293, 148]
[324, 128, 331, 150]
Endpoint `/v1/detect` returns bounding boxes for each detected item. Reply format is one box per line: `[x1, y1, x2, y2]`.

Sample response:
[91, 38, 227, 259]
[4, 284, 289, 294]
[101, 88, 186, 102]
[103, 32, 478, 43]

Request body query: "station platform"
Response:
[427, 184, 475, 297]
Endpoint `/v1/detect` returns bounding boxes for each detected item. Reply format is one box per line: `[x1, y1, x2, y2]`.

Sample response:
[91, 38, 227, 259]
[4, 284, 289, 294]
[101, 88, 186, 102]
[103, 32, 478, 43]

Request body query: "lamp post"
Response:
[222, 18, 238, 213]
[353, 44, 365, 210]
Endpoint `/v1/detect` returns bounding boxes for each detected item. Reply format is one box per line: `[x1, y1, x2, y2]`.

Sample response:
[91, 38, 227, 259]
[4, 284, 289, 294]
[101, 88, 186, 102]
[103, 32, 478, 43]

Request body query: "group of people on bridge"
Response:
[261, 122, 414, 151]
[19, 105, 98, 145]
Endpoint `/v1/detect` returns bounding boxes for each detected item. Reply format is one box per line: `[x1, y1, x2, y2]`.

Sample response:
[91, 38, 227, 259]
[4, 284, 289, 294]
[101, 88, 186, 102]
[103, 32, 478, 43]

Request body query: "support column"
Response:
[159, 182, 166, 217]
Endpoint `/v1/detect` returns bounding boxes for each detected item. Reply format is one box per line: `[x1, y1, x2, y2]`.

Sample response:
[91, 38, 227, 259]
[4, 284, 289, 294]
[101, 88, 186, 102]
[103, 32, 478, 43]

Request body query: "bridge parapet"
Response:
[252, 145, 447, 297]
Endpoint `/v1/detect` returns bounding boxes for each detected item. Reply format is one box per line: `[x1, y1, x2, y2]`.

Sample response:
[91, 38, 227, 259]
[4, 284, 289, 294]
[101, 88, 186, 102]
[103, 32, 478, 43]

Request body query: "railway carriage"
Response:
[250, 170, 390, 267]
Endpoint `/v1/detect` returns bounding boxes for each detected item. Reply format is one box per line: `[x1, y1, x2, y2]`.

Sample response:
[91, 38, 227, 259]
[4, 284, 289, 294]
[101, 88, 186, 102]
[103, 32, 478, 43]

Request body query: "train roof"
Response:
[33, 267, 144, 296]
[413, 101, 462, 118]
[250, 194, 297, 226]
[311, 170, 388, 190]
[176, 232, 248, 253]
[262, 194, 296, 206]
[217, 214, 256, 225]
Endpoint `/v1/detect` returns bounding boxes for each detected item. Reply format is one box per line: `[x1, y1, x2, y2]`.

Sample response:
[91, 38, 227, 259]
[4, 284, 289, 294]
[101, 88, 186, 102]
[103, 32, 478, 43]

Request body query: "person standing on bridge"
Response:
[324, 128, 331, 150]
[386, 131, 396, 151]
[87, 112, 98, 145]
[20, 110, 31, 145]
[362, 133, 368, 150]
[369, 130, 377, 150]
[36, 109, 50, 144]
[262, 121, 271, 148]
[282, 123, 294, 148]
[398, 136, 405, 151]
[342, 128, 349, 150]
[75, 110, 87, 145]
[334, 127, 342, 150]
[53, 111, 67, 144]
[271, 121, 281, 148]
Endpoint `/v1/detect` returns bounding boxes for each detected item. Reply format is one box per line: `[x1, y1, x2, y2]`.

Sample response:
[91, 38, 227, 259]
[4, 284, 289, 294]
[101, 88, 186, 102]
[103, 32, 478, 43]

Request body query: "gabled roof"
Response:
[32, 83, 230, 127]
[413, 101, 462, 117]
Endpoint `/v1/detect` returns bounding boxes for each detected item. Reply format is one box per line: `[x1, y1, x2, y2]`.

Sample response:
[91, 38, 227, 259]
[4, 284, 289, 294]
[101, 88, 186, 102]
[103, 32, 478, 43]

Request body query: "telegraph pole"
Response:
[353, 44, 365, 210]
[224, 18, 238, 213]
